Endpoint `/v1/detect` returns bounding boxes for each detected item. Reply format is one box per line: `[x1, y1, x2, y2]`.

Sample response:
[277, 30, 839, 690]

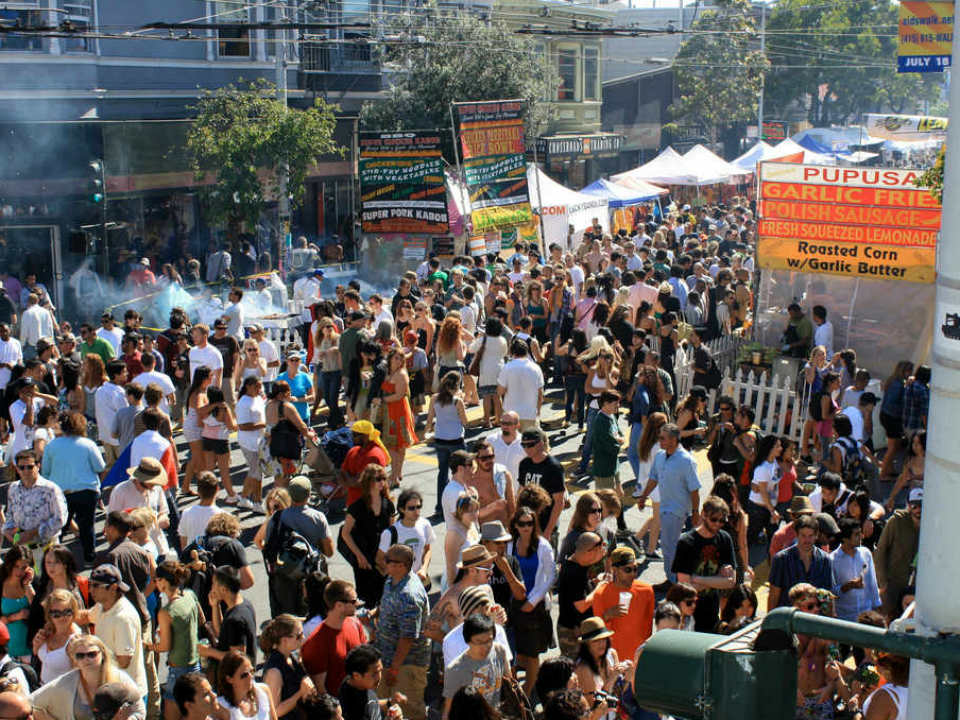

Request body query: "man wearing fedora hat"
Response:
[770, 495, 815, 560]
[107, 457, 171, 554]
[425, 545, 496, 644]
[590, 546, 655, 661]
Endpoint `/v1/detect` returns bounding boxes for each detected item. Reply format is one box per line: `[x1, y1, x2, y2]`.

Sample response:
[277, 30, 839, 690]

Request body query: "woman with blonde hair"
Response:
[340, 464, 395, 607]
[260, 615, 314, 720]
[32, 589, 82, 685]
[443, 491, 480, 589]
[634, 411, 669, 558]
[31, 634, 145, 720]
[254, 488, 292, 550]
[237, 339, 268, 388]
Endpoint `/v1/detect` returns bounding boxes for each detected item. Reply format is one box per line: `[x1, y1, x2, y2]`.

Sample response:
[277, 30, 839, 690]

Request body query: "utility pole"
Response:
[907, 22, 960, 720]
[757, 2, 766, 143]
[276, 13, 290, 277]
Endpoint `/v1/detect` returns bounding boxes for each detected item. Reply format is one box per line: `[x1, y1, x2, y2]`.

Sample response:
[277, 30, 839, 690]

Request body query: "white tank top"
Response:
[219, 684, 271, 720]
[862, 684, 907, 720]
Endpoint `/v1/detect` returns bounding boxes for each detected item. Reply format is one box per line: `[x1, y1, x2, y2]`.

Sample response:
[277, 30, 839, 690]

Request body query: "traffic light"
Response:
[88, 159, 104, 204]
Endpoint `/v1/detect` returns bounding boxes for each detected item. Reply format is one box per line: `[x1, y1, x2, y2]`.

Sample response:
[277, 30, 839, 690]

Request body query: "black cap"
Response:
[90, 563, 130, 592]
[860, 391, 878, 406]
[521, 428, 546, 445]
[349, 310, 367, 322]
[93, 683, 141, 720]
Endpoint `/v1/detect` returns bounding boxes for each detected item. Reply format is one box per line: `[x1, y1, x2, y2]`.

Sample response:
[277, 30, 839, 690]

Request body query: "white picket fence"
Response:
[674, 337, 813, 442]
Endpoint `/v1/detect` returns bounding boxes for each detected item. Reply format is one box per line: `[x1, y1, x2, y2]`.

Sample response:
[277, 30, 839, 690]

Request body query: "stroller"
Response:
[308, 426, 354, 510]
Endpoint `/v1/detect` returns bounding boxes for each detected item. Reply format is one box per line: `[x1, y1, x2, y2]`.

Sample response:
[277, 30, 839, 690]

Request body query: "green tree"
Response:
[669, 0, 769, 145]
[186, 78, 343, 230]
[764, 0, 943, 126]
[360, 8, 558, 158]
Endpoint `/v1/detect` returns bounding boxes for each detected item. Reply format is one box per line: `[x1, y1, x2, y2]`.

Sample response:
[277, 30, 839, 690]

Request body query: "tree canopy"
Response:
[669, 0, 769, 145]
[764, 0, 943, 125]
[360, 8, 558, 159]
[186, 78, 343, 229]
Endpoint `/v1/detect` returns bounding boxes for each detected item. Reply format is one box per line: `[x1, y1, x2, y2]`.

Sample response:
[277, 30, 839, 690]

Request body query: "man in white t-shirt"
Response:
[841, 392, 877, 444]
[189, 324, 223, 386]
[488, 412, 524, 488]
[132, 353, 176, 414]
[97, 313, 124, 355]
[249, 325, 281, 383]
[89, 563, 148, 698]
[95, 362, 129, 467]
[497, 339, 544, 431]
[565, 254, 584, 298]
[179, 472, 221, 549]
[440, 450, 475, 528]
[0, 323, 22, 391]
[812, 305, 834, 358]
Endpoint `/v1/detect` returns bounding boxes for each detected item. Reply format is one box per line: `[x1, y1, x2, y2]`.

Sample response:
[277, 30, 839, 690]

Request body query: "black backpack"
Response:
[263, 512, 326, 582]
[0, 659, 39, 692]
[835, 436, 869, 489]
[180, 534, 233, 615]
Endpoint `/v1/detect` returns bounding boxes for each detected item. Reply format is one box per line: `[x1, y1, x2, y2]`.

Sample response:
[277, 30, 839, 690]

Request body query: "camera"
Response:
[592, 691, 618, 711]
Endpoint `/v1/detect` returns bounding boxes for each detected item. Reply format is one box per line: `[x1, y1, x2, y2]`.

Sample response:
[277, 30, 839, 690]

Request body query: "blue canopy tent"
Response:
[797, 135, 849, 157]
[581, 177, 667, 207]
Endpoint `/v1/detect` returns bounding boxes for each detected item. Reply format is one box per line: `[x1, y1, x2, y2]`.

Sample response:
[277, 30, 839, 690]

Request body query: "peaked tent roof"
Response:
[610, 146, 701, 186]
[682, 144, 749, 183]
[732, 141, 774, 171]
[771, 138, 836, 165]
[527, 164, 608, 215]
[797, 135, 843, 156]
[580, 177, 667, 207]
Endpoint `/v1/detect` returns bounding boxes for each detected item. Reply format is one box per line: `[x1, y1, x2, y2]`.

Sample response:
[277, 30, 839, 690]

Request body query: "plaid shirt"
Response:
[901, 380, 929, 433]
[376, 574, 431, 668]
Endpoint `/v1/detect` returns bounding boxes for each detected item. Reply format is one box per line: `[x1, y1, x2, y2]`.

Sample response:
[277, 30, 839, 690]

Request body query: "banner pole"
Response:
[531, 140, 547, 253]
[448, 103, 470, 246]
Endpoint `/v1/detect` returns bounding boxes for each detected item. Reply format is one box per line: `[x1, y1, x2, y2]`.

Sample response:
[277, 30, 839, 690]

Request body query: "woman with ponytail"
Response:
[154, 560, 203, 720]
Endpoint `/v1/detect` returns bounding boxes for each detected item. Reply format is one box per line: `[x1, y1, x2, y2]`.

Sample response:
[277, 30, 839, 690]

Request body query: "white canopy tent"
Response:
[732, 141, 775, 171]
[683, 144, 750, 183]
[611, 146, 701, 185]
[773, 138, 836, 165]
[526, 164, 609, 250]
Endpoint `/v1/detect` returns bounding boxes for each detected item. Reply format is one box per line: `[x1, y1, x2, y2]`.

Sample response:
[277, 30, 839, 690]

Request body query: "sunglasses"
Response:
[515, 520, 534, 528]
[682, 599, 698, 607]
[74, 650, 101, 660]
[405, 504, 422, 511]
[521, 441, 538, 448]
[588, 507, 602, 515]
[476, 454, 494, 461]
[17, 464, 36, 470]
[49, 609, 74, 619]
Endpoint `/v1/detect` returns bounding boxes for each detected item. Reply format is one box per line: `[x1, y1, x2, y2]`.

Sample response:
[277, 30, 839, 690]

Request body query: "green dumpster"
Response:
[633, 621, 797, 719]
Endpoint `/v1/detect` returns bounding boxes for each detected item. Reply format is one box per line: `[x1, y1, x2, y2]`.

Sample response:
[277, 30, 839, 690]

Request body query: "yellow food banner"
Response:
[759, 236, 936, 284]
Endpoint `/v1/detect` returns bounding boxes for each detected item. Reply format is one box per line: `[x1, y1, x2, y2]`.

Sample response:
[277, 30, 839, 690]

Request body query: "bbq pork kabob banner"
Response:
[757, 162, 941, 284]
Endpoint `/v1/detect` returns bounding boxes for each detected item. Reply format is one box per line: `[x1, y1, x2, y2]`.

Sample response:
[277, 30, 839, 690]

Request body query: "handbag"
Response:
[468, 335, 487, 377]
[500, 673, 535, 720]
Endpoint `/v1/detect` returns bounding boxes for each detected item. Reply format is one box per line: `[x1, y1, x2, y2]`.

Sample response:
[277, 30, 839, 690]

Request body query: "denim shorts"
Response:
[163, 663, 202, 700]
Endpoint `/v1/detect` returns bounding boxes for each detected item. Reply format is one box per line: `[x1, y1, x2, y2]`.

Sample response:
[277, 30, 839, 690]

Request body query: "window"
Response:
[557, 48, 578, 101]
[583, 47, 599, 101]
[214, 1, 251, 58]
[61, 0, 94, 52]
[0, 1, 43, 51]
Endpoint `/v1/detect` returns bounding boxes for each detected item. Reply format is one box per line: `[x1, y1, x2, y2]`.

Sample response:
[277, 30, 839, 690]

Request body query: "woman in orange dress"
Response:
[380, 347, 418, 488]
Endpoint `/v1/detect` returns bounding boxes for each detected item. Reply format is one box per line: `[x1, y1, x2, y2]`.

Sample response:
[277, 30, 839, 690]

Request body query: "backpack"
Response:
[263, 512, 326, 582]
[835, 436, 869, 489]
[180, 534, 233, 616]
[0, 660, 39, 692]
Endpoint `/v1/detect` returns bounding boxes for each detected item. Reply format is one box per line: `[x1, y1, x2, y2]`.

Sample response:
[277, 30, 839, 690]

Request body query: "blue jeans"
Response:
[434, 438, 465, 512]
[578, 406, 599, 474]
[660, 511, 686, 584]
[321, 370, 344, 427]
[627, 420, 644, 480]
[564, 375, 586, 428]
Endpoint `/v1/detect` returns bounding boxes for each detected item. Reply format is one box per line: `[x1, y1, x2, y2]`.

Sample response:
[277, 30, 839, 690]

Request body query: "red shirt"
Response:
[124, 350, 144, 379]
[777, 463, 797, 504]
[300, 616, 367, 694]
[342, 444, 389, 506]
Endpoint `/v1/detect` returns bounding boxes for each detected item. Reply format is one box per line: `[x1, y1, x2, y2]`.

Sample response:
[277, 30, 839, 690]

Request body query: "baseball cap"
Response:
[521, 428, 546, 446]
[90, 564, 130, 592]
[213, 318, 227, 328]
[312, 268, 325, 277]
[138, 258, 150, 267]
[909, 488, 924, 505]
[610, 546, 637, 568]
[286, 350, 303, 361]
[288, 476, 311, 502]
[247, 323, 264, 334]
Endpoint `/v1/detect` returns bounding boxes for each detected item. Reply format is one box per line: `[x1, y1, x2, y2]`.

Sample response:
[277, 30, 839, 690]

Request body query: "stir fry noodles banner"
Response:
[454, 100, 533, 232]
[758, 163, 941, 284]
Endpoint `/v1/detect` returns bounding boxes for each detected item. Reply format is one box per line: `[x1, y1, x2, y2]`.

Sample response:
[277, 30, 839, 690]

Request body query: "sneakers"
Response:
[237, 497, 256, 511]
[223, 494, 240, 506]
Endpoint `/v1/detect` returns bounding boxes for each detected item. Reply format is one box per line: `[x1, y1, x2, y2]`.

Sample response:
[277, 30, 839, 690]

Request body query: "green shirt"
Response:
[165, 590, 200, 667]
[591, 411, 621, 477]
[80, 337, 115, 365]
[427, 270, 450, 291]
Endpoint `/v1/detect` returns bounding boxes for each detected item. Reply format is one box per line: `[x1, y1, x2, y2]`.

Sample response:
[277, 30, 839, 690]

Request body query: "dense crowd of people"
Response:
[0, 199, 930, 720]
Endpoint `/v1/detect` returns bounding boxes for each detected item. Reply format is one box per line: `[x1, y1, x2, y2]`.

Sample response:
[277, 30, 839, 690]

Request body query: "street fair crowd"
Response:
[0, 199, 929, 720]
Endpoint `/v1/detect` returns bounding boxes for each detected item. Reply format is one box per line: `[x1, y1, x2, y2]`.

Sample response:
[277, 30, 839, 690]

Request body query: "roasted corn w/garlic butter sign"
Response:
[757, 162, 942, 284]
